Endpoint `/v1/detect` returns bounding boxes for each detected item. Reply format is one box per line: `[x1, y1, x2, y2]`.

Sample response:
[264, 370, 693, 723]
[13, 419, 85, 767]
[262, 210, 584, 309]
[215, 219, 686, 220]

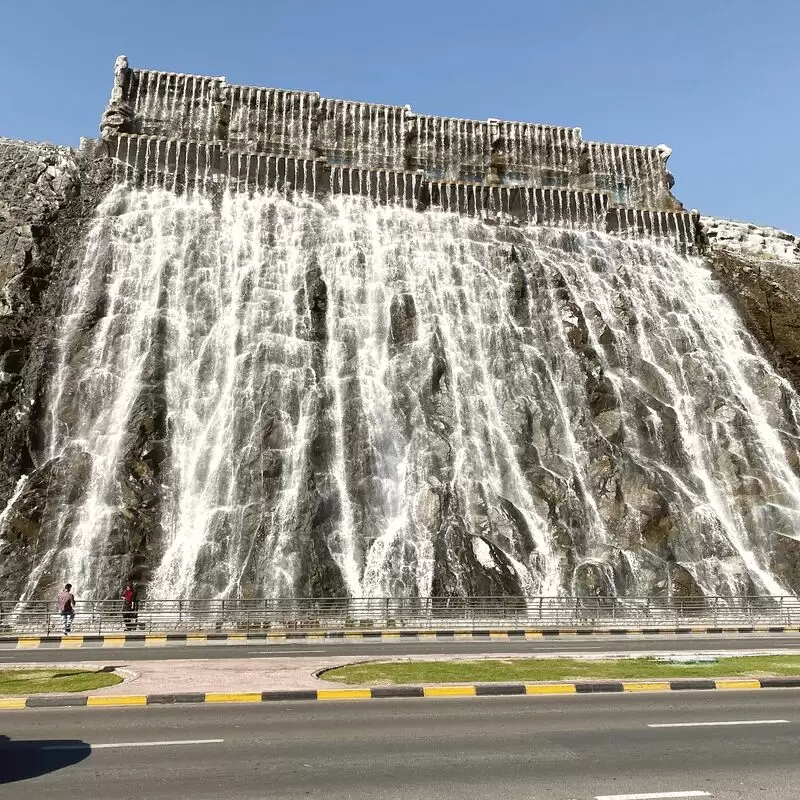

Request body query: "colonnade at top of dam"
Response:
[99, 56, 698, 249]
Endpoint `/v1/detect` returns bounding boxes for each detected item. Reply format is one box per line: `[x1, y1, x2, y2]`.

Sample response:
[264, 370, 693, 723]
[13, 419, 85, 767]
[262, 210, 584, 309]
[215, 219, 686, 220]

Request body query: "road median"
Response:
[318, 654, 800, 685]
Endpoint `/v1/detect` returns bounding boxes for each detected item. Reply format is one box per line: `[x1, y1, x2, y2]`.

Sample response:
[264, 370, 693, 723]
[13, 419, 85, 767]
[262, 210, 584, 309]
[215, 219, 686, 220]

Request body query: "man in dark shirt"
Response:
[57, 583, 75, 635]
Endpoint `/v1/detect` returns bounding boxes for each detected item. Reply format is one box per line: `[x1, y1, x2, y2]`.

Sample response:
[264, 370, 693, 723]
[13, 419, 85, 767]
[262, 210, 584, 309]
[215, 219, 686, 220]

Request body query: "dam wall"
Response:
[100, 57, 698, 251]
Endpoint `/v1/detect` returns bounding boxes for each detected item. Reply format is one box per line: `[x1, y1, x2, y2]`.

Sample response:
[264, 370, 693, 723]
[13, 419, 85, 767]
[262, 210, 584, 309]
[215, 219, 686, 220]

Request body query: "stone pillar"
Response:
[100, 55, 134, 140]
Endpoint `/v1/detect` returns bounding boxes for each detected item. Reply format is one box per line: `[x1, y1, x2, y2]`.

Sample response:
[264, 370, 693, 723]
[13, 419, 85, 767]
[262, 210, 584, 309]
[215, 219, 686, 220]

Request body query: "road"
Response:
[3, 633, 800, 664]
[2, 689, 799, 798]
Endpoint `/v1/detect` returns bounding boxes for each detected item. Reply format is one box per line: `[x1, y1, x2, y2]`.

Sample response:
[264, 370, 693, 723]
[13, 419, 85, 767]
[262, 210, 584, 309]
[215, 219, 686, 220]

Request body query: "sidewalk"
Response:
[73, 655, 356, 694]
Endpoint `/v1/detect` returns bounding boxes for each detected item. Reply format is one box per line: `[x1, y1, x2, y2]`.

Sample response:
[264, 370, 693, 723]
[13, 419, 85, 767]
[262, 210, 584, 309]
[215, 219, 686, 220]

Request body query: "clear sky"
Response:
[2, 0, 797, 232]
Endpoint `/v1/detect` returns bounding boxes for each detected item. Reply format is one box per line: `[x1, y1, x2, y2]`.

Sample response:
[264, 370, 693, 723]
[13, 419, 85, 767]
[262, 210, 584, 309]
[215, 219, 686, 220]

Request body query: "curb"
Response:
[1, 626, 796, 649]
[3, 676, 800, 710]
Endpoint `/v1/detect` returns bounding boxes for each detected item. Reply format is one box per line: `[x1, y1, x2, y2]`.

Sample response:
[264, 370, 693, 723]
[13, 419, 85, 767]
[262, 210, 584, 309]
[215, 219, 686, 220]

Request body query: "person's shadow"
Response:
[0, 734, 91, 783]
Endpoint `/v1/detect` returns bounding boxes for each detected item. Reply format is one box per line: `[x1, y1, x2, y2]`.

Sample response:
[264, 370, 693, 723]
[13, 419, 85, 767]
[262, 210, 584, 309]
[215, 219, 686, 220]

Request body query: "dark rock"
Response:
[706, 247, 800, 393]
[389, 292, 418, 347]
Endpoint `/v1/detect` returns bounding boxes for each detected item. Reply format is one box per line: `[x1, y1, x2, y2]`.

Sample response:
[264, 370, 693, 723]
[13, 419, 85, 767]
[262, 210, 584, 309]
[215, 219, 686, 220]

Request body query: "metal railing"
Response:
[1, 596, 799, 635]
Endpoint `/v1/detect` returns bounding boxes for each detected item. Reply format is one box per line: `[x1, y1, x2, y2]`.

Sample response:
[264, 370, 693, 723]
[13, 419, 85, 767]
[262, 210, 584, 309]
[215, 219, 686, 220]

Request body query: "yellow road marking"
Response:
[0, 698, 27, 709]
[226, 634, 247, 644]
[317, 689, 372, 700]
[525, 684, 577, 694]
[144, 635, 167, 646]
[60, 636, 85, 648]
[186, 634, 207, 644]
[86, 695, 147, 706]
[622, 682, 671, 692]
[423, 686, 476, 697]
[103, 636, 126, 648]
[16, 638, 40, 649]
[524, 631, 543, 639]
[489, 632, 508, 639]
[344, 633, 363, 639]
[715, 680, 761, 690]
[381, 632, 400, 639]
[204, 692, 262, 703]
[417, 632, 437, 639]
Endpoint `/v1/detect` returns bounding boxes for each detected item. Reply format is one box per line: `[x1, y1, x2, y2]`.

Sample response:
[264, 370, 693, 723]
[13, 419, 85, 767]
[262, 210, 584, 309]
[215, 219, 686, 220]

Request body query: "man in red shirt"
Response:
[121, 582, 137, 631]
[56, 584, 75, 635]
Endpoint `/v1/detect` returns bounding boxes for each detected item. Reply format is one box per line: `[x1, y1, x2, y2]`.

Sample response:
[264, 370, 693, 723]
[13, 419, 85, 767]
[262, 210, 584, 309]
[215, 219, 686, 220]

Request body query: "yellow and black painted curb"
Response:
[2, 676, 799, 710]
[1, 625, 795, 649]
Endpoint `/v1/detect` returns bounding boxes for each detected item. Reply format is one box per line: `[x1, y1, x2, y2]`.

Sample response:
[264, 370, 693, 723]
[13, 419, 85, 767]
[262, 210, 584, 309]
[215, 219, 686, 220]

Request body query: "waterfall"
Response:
[2, 183, 799, 601]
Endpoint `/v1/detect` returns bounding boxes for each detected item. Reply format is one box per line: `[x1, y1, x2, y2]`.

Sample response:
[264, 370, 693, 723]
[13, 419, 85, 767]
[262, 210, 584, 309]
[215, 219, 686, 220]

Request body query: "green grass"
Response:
[0, 669, 123, 695]
[322, 656, 800, 685]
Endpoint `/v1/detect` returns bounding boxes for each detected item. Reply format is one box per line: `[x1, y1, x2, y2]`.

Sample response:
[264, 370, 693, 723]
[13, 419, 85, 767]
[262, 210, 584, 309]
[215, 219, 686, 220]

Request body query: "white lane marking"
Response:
[251, 649, 327, 655]
[595, 792, 711, 799]
[42, 739, 224, 750]
[648, 719, 788, 728]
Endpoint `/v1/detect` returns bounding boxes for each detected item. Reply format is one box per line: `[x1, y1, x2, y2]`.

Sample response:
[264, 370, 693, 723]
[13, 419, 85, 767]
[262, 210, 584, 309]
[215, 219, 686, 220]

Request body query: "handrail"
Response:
[1, 596, 798, 635]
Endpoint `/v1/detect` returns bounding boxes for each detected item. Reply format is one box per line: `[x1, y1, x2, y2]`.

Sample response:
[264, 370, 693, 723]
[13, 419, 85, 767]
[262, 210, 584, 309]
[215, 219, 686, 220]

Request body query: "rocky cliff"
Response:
[701, 217, 800, 392]
[0, 140, 140, 596]
[0, 139, 81, 500]
[0, 134, 799, 601]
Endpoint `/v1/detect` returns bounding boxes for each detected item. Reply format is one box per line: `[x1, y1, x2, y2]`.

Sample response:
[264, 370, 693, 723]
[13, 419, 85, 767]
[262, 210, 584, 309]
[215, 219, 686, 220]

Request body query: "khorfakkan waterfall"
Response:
[0, 57, 799, 602]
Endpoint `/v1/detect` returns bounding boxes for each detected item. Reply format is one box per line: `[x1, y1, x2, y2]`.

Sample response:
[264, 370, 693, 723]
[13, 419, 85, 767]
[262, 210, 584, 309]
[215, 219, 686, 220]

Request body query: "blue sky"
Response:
[2, 0, 797, 232]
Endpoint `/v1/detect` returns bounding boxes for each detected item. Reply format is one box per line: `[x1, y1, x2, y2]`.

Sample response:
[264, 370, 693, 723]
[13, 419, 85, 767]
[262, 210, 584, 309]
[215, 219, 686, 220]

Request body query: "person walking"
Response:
[57, 583, 75, 635]
[121, 582, 137, 631]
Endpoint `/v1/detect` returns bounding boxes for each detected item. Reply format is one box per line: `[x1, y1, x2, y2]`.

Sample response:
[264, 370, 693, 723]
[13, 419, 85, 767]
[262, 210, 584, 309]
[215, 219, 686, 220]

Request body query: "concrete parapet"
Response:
[607, 207, 699, 254]
[95, 57, 697, 249]
[105, 133, 697, 250]
[102, 57, 683, 219]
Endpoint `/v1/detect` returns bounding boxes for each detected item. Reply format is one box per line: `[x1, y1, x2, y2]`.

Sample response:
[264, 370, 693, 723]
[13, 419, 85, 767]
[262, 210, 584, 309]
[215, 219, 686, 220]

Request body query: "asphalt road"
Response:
[2, 633, 800, 663]
[2, 689, 800, 799]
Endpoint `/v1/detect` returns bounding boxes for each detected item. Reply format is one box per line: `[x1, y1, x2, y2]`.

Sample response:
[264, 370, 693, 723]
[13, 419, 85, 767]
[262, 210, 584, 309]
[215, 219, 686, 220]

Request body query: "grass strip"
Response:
[0, 669, 122, 695]
[322, 655, 800, 685]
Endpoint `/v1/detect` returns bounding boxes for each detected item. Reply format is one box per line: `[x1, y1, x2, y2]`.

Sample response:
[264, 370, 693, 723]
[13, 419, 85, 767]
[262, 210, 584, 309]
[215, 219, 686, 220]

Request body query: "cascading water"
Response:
[2, 180, 800, 601]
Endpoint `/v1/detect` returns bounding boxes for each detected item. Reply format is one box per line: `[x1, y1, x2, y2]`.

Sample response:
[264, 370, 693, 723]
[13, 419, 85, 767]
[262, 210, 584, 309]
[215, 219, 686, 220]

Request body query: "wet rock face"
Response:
[389, 293, 418, 347]
[0, 446, 92, 598]
[1, 155, 800, 602]
[0, 140, 169, 599]
[702, 217, 800, 392]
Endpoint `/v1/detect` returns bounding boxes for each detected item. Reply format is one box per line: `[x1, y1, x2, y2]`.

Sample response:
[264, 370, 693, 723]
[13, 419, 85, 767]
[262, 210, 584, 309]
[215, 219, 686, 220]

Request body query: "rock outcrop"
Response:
[702, 217, 800, 392]
[0, 139, 81, 502]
